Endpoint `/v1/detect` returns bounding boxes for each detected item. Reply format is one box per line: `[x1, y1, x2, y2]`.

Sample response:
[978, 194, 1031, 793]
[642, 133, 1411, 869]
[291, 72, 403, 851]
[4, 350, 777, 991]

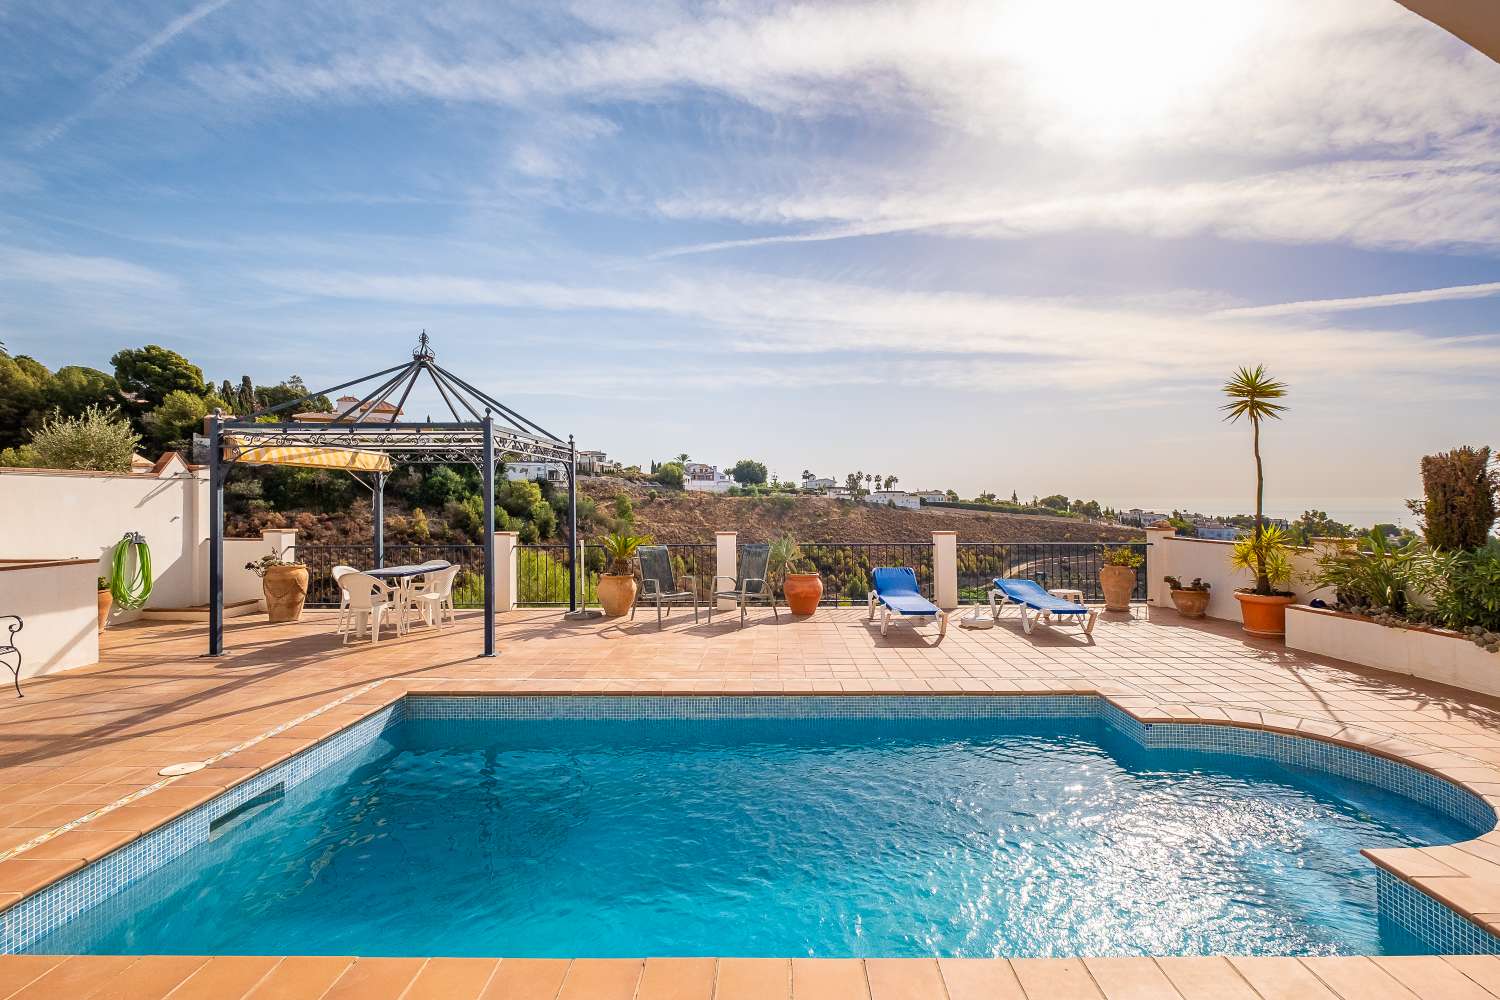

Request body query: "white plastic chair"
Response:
[341, 572, 399, 644]
[406, 565, 459, 629]
[331, 565, 358, 635]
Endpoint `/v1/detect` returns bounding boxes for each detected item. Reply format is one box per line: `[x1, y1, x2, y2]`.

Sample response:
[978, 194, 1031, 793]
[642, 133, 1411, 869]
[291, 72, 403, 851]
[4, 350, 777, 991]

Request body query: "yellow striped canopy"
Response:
[223, 436, 393, 473]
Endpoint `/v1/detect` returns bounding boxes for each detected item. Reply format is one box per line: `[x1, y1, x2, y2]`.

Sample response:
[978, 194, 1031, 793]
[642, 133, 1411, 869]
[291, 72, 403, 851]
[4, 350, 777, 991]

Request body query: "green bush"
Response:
[1412, 446, 1498, 551]
[654, 462, 685, 489]
[29, 404, 140, 472]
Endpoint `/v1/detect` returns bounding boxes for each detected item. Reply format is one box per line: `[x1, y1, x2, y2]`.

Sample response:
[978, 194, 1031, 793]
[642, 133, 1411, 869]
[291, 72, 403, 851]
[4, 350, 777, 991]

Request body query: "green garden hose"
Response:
[110, 533, 153, 610]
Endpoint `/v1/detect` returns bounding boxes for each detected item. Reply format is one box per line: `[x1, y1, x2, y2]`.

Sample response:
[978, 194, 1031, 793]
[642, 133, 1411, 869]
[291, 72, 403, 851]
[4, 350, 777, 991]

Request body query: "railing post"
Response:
[932, 531, 958, 609]
[1144, 521, 1175, 607]
[493, 531, 518, 611]
[715, 531, 737, 610]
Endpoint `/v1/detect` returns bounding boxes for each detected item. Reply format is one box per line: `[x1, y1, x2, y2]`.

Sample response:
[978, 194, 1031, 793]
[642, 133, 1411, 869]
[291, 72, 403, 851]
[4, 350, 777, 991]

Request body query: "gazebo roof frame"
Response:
[220, 331, 574, 467]
[206, 333, 580, 659]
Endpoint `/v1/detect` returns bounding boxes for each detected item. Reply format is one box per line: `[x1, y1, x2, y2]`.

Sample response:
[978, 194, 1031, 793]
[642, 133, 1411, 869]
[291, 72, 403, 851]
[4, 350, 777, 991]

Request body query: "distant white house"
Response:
[1120, 509, 1171, 526]
[863, 490, 921, 510]
[1193, 522, 1242, 541]
[802, 477, 837, 492]
[911, 490, 947, 504]
[577, 449, 619, 475]
[505, 461, 565, 484]
[683, 461, 735, 493]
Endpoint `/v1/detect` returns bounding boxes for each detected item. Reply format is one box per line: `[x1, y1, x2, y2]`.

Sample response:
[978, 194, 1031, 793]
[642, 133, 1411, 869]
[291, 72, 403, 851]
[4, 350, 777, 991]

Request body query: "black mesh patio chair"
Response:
[709, 543, 779, 626]
[1, 616, 22, 698]
[632, 545, 699, 627]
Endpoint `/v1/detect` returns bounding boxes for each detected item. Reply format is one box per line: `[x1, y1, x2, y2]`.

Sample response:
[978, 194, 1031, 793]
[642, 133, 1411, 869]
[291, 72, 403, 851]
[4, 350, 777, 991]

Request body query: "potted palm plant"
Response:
[1163, 576, 1211, 618]
[1099, 546, 1143, 611]
[597, 531, 650, 617]
[771, 534, 822, 615]
[245, 546, 309, 623]
[1222, 365, 1297, 636]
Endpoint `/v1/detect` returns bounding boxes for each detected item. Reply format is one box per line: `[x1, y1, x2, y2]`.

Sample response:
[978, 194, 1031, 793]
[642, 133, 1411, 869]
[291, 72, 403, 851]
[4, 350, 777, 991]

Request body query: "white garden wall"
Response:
[0, 461, 269, 623]
[0, 559, 99, 680]
[1287, 605, 1500, 698]
[1144, 524, 1331, 625]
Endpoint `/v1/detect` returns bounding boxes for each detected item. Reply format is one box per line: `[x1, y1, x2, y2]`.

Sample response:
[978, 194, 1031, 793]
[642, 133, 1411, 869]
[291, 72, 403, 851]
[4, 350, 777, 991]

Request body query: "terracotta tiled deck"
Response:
[7, 606, 1500, 998]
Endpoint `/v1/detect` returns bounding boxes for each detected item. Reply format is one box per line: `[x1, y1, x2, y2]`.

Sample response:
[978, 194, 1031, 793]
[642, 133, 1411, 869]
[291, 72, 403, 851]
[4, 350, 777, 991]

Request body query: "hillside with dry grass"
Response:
[580, 479, 1142, 544]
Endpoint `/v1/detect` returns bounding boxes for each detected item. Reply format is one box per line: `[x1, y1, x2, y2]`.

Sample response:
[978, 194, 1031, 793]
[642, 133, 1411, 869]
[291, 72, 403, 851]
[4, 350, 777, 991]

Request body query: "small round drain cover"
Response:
[158, 761, 207, 777]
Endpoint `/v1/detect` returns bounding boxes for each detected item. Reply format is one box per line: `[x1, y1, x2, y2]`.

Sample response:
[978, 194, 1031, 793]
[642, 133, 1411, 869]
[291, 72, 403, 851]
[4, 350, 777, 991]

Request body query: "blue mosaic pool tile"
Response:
[1378, 869, 1500, 955]
[402, 693, 1101, 722]
[0, 701, 403, 955]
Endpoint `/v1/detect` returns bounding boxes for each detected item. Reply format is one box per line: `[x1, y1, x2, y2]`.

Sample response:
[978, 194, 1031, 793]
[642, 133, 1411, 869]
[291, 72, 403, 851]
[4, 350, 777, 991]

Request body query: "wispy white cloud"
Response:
[0, 245, 177, 291]
[655, 155, 1500, 256]
[1212, 280, 1500, 319]
[28, 0, 237, 150]
[251, 265, 1500, 393]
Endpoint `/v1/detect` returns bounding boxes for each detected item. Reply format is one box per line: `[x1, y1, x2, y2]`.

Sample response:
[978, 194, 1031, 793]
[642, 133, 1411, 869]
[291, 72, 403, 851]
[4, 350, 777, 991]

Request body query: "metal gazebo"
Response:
[206, 334, 579, 657]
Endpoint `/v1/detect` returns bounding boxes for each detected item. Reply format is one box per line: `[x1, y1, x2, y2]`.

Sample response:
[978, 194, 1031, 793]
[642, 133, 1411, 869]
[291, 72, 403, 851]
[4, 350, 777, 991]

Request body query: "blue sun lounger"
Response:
[867, 567, 948, 638]
[988, 578, 1097, 636]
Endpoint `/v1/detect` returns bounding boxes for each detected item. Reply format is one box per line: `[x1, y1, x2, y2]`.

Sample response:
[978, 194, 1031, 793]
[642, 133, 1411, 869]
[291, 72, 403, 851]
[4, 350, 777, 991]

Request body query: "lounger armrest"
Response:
[740, 577, 766, 595]
[640, 578, 663, 596]
[712, 575, 738, 589]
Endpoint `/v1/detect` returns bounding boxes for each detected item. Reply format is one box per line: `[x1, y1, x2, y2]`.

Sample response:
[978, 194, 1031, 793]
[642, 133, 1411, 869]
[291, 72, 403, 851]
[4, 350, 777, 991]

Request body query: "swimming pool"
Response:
[9, 696, 1498, 958]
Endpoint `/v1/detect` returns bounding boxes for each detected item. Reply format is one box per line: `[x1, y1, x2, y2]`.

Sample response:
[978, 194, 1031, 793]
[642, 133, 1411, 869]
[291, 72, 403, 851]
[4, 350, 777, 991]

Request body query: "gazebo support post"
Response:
[481, 414, 496, 657]
[207, 413, 225, 657]
[568, 435, 578, 613]
[372, 471, 386, 569]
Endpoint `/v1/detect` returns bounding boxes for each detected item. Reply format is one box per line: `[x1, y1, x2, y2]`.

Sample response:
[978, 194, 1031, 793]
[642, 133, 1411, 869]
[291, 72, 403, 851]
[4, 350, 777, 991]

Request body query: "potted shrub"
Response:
[1163, 576, 1211, 618]
[97, 576, 112, 631]
[245, 546, 309, 623]
[1222, 364, 1297, 636]
[1229, 525, 1297, 635]
[597, 531, 650, 617]
[1099, 547, 1142, 611]
[772, 534, 822, 615]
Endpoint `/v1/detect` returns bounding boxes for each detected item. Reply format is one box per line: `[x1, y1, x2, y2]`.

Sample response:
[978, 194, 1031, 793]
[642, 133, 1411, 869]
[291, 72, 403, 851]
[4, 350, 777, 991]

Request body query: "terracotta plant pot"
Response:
[783, 573, 823, 616]
[1233, 591, 1295, 637]
[97, 589, 113, 631]
[262, 564, 309, 624]
[1099, 565, 1136, 612]
[597, 574, 638, 617]
[1169, 588, 1210, 619]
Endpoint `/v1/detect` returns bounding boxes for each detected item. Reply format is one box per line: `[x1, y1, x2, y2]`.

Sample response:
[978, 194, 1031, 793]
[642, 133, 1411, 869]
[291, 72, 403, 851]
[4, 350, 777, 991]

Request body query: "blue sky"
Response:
[2, 0, 1498, 525]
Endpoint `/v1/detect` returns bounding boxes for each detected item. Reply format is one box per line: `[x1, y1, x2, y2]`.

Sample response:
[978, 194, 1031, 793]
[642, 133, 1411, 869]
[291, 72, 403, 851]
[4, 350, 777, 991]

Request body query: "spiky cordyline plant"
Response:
[1221, 365, 1288, 594]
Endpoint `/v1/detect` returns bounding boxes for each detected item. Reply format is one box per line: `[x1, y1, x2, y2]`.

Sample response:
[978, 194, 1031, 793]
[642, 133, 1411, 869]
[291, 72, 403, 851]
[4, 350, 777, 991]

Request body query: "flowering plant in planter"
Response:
[1099, 546, 1143, 612]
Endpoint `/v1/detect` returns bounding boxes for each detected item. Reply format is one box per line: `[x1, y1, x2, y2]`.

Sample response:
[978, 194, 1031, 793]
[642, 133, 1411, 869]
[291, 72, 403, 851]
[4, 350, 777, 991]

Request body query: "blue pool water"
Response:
[27, 716, 1480, 957]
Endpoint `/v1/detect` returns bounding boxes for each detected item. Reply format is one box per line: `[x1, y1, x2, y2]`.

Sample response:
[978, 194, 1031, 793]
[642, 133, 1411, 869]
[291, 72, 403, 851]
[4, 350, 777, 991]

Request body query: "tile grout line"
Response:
[0, 679, 392, 866]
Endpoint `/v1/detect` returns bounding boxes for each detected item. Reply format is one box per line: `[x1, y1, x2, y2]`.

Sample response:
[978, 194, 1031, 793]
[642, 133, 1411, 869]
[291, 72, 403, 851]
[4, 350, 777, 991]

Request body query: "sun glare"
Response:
[985, 0, 1268, 143]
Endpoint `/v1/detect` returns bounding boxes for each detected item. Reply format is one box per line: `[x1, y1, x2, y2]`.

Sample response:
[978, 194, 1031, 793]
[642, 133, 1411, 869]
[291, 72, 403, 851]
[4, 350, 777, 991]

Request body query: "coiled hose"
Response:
[110, 533, 153, 610]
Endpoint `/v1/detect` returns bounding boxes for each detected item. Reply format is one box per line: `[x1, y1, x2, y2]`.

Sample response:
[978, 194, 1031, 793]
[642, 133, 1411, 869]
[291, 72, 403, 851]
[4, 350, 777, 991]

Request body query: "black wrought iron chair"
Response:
[1, 615, 22, 698]
[632, 545, 699, 627]
[709, 543, 780, 626]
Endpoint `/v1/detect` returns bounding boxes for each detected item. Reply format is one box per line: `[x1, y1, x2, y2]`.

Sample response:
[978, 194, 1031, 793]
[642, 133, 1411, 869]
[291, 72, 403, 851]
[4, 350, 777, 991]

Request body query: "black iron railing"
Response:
[792, 542, 935, 606]
[518, 542, 718, 607]
[956, 542, 1148, 604]
[298, 540, 1145, 610]
[298, 543, 488, 608]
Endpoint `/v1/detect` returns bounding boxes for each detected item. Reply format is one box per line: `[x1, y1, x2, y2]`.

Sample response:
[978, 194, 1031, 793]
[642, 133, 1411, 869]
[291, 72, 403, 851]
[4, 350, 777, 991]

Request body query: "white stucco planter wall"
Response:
[1286, 604, 1500, 698]
[0, 559, 100, 680]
